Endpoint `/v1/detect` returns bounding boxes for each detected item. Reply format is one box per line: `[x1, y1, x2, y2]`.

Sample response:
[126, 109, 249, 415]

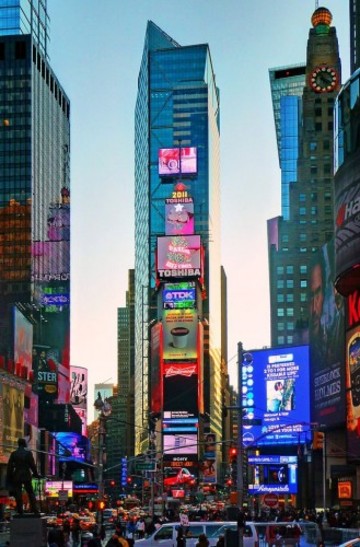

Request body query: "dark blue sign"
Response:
[120, 457, 128, 487]
[240, 345, 310, 446]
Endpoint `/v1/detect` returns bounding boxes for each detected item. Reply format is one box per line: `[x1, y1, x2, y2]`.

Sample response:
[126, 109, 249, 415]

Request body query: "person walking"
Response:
[6, 438, 40, 515]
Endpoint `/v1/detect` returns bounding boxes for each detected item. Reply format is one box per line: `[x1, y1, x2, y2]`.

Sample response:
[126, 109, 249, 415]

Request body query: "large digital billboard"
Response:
[345, 302, 360, 462]
[163, 282, 196, 310]
[159, 147, 197, 177]
[157, 235, 201, 280]
[33, 345, 58, 401]
[14, 307, 33, 375]
[163, 363, 198, 413]
[165, 200, 194, 236]
[150, 323, 163, 414]
[55, 432, 90, 464]
[240, 346, 310, 446]
[163, 433, 198, 456]
[162, 309, 198, 361]
[70, 366, 87, 409]
[248, 455, 298, 495]
[309, 241, 346, 427]
[0, 374, 25, 459]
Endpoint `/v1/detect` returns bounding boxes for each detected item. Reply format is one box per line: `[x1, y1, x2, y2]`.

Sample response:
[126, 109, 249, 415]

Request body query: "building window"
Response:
[287, 308, 294, 317]
[278, 323, 284, 331]
[299, 207, 306, 215]
[300, 279, 307, 288]
[299, 193, 306, 202]
[281, 234, 289, 243]
[286, 280, 294, 289]
[277, 308, 285, 317]
[276, 266, 284, 275]
[286, 265, 294, 274]
[287, 322, 294, 330]
[277, 294, 284, 303]
[315, 122, 322, 131]
[311, 206, 318, 215]
[277, 280, 284, 289]
[278, 336, 285, 345]
[287, 335, 293, 344]
[300, 292, 307, 302]
[300, 265, 307, 274]
[309, 142, 317, 151]
[311, 166, 317, 175]
[286, 294, 294, 303]
[300, 233, 307, 242]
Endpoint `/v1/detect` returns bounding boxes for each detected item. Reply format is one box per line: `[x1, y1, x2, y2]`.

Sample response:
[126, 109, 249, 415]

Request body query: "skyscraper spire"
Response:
[315, 0, 319, 8]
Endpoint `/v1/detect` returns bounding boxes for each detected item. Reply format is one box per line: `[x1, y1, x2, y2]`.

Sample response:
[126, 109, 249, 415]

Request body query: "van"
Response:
[135, 521, 259, 547]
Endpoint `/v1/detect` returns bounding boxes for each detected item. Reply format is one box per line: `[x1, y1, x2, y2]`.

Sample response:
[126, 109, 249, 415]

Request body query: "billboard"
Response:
[159, 147, 197, 177]
[55, 432, 90, 464]
[157, 235, 201, 280]
[45, 480, 73, 498]
[70, 366, 88, 409]
[240, 346, 310, 446]
[346, 320, 360, 461]
[162, 310, 198, 361]
[309, 241, 346, 427]
[163, 433, 198, 456]
[163, 363, 198, 413]
[14, 307, 33, 375]
[248, 455, 298, 495]
[0, 376, 25, 458]
[165, 200, 194, 236]
[163, 282, 196, 310]
[201, 433, 217, 484]
[33, 345, 58, 401]
[150, 323, 163, 414]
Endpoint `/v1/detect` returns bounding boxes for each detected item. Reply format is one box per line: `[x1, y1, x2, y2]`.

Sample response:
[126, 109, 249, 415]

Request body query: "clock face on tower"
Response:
[310, 66, 338, 93]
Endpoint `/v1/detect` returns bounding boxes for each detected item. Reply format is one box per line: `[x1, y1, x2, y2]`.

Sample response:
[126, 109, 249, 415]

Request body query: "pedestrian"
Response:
[215, 535, 224, 547]
[71, 517, 81, 547]
[196, 533, 209, 547]
[106, 525, 129, 547]
[6, 438, 40, 515]
[176, 527, 186, 547]
[136, 517, 146, 539]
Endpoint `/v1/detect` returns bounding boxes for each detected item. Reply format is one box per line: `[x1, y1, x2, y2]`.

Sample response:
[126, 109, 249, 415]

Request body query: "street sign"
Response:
[263, 493, 278, 507]
[136, 462, 156, 471]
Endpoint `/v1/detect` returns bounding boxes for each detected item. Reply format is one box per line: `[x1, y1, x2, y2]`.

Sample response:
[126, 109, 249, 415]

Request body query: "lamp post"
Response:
[94, 392, 112, 532]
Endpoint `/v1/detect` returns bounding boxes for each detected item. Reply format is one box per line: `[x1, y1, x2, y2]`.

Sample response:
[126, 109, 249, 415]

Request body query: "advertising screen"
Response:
[163, 433, 198, 455]
[163, 283, 196, 310]
[157, 235, 201, 279]
[70, 366, 88, 409]
[14, 307, 33, 374]
[309, 242, 346, 427]
[165, 201, 194, 236]
[346, 324, 360, 461]
[162, 310, 198, 361]
[159, 147, 197, 176]
[45, 480, 73, 498]
[240, 346, 310, 446]
[1, 379, 24, 454]
[55, 432, 90, 463]
[33, 345, 58, 401]
[248, 455, 298, 495]
[150, 323, 162, 414]
[162, 456, 198, 489]
[201, 434, 217, 484]
[163, 363, 198, 414]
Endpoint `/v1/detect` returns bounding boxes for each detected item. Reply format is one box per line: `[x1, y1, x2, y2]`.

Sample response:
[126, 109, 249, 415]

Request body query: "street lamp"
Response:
[94, 392, 112, 531]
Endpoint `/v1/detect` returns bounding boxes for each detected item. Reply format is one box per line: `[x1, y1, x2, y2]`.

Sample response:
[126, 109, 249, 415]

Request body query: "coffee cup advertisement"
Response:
[163, 309, 197, 360]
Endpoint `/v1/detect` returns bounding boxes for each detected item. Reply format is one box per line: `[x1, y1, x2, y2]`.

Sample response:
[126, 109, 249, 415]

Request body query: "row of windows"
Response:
[277, 279, 308, 290]
[278, 335, 294, 345]
[276, 265, 307, 274]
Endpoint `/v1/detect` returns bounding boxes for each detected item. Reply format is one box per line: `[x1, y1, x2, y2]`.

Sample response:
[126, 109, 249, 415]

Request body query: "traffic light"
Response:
[229, 447, 237, 484]
[109, 479, 116, 487]
[97, 500, 106, 511]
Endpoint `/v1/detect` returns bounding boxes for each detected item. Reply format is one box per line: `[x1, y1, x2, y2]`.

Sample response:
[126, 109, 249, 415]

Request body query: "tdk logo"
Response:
[165, 291, 194, 300]
[336, 197, 360, 227]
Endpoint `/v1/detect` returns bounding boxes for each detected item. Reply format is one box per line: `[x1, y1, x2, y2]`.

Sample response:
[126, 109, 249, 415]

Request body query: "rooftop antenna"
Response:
[315, 0, 319, 8]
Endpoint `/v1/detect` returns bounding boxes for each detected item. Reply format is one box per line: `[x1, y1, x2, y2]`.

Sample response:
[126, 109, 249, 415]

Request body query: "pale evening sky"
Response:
[47, 1, 350, 414]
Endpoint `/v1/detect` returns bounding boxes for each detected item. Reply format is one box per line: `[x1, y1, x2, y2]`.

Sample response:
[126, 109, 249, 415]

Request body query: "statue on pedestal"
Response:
[6, 438, 40, 515]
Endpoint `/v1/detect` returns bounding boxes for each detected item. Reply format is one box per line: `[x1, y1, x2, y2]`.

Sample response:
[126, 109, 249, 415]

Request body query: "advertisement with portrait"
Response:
[157, 235, 202, 280]
[247, 455, 298, 495]
[158, 147, 197, 177]
[240, 346, 310, 446]
[14, 306, 33, 375]
[163, 362, 198, 414]
[33, 345, 58, 401]
[309, 241, 346, 427]
[201, 433, 217, 484]
[0, 376, 25, 457]
[55, 432, 90, 464]
[150, 322, 163, 414]
[70, 366, 88, 409]
[165, 200, 194, 236]
[162, 309, 198, 361]
[345, 321, 360, 461]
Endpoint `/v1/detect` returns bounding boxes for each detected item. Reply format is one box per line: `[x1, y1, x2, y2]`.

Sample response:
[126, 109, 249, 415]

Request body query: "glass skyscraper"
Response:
[0, 0, 49, 58]
[269, 64, 306, 220]
[134, 21, 222, 453]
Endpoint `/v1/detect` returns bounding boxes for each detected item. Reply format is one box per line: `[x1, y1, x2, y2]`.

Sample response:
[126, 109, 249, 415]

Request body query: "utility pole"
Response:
[94, 392, 112, 534]
[237, 342, 244, 547]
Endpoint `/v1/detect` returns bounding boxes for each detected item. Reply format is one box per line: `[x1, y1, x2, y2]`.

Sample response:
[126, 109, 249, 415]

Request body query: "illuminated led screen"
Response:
[159, 147, 197, 176]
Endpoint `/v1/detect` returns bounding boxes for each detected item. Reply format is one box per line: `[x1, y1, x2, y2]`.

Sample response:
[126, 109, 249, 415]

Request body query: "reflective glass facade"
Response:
[0, 34, 70, 374]
[269, 64, 305, 220]
[134, 22, 221, 452]
[0, 0, 48, 58]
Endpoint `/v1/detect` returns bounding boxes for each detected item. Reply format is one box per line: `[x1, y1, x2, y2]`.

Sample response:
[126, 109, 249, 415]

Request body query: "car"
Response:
[338, 540, 360, 547]
[134, 521, 259, 547]
[163, 468, 196, 487]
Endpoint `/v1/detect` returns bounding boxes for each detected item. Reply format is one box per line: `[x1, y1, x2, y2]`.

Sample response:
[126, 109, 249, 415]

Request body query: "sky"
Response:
[47, 1, 350, 413]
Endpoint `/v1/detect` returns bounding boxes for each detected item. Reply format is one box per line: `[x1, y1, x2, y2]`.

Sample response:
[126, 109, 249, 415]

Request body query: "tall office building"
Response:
[0, 1, 49, 58]
[0, 0, 70, 479]
[269, 64, 306, 220]
[134, 19, 222, 474]
[350, 0, 360, 72]
[268, 7, 341, 348]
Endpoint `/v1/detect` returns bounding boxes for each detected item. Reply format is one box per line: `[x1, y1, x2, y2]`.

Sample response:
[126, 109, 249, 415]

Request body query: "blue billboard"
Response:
[240, 345, 311, 446]
[247, 455, 298, 495]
